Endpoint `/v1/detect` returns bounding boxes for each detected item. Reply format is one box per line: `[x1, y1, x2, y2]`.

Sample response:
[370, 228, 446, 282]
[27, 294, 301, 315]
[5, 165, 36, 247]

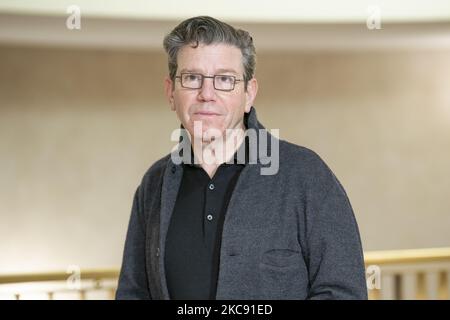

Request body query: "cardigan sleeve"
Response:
[116, 186, 151, 300]
[304, 160, 368, 300]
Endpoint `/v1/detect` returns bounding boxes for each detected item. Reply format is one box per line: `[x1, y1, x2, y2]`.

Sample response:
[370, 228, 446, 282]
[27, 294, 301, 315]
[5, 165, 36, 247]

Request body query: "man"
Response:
[116, 16, 367, 300]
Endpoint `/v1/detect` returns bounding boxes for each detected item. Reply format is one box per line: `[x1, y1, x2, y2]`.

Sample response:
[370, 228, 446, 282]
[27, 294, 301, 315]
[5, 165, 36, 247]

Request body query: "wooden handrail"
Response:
[0, 268, 119, 284]
[364, 247, 450, 265]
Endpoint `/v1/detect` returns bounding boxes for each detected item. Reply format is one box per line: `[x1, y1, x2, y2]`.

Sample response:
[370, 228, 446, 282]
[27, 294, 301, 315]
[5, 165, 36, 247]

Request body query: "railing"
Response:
[0, 247, 449, 300]
[0, 268, 119, 300]
[364, 247, 450, 300]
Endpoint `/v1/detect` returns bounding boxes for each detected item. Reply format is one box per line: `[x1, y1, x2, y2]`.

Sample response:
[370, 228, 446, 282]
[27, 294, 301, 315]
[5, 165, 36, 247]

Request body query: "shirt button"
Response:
[208, 183, 215, 190]
[206, 214, 213, 221]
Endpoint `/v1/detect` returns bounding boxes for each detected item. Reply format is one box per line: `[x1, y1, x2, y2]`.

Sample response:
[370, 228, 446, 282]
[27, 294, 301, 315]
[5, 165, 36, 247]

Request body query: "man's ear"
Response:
[245, 78, 258, 113]
[164, 76, 176, 111]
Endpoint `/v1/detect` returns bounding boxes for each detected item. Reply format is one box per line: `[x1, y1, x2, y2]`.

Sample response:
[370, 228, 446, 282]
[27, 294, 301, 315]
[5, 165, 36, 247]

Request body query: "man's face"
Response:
[165, 43, 258, 143]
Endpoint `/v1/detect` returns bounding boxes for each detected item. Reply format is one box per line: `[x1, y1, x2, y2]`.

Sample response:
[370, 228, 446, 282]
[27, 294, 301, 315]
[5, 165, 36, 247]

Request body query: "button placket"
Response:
[206, 180, 215, 222]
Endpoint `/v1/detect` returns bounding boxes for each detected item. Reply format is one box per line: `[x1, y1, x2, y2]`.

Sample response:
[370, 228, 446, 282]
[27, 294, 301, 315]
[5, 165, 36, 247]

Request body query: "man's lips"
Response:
[194, 111, 221, 116]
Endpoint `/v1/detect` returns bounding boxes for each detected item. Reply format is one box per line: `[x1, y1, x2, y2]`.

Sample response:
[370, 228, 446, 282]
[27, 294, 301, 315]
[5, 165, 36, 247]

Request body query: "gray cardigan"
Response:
[116, 107, 368, 300]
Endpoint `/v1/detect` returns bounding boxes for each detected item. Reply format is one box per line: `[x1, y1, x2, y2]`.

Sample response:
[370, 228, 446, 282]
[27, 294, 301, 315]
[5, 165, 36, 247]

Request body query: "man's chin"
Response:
[190, 128, 224, 143]
[200, 129, 225, 143]
[188, 121, 222, 138]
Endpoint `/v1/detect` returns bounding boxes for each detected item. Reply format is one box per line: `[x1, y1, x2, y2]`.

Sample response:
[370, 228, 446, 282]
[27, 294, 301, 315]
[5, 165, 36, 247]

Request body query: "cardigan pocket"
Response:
[260, 249, 300, 268]
[258, 249, 308, 299]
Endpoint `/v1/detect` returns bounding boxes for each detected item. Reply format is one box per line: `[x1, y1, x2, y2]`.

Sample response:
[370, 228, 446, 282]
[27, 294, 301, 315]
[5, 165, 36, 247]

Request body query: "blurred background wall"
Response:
[1, 0, 450, 274]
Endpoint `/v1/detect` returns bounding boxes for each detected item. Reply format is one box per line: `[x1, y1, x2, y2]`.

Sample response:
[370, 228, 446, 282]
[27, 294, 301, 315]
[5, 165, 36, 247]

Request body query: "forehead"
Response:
[177, 43, 243, 74]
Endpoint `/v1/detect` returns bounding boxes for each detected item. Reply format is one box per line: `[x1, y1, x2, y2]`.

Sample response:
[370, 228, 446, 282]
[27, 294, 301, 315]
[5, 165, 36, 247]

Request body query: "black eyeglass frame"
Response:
[175, 73, 244, 92]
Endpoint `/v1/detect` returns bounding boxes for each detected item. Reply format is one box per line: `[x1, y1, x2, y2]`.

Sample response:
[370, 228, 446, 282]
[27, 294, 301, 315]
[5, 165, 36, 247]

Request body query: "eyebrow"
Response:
[216, 68, 239, 75]
[179, 68, 239, 75]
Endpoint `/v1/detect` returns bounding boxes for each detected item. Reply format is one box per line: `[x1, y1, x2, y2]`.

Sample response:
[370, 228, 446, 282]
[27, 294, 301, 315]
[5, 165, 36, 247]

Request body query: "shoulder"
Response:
[279, 140, 332, 175]
[278, 139, 345, 193]
[142, 154, 171, 180]
[137, 154, 172, 195]
[131, 154, 172, 223]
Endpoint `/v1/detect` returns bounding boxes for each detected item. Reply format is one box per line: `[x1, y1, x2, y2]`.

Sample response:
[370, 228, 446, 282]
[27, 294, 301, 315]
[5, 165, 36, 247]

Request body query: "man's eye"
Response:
[217, 76, 233, 83]
[185, 74, 200, 81]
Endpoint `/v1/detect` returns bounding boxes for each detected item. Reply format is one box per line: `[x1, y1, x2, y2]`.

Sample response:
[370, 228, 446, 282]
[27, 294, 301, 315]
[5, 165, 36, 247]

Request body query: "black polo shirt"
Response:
[165, 136, 249, 300]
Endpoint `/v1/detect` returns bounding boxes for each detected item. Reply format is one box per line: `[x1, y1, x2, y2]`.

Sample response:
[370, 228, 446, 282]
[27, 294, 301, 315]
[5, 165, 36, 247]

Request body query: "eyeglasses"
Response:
[175, 73, 244, 92]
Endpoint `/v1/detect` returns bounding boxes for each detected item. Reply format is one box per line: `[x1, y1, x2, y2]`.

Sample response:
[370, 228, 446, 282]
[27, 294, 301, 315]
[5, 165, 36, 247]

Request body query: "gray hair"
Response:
[163, 16, 256, 90]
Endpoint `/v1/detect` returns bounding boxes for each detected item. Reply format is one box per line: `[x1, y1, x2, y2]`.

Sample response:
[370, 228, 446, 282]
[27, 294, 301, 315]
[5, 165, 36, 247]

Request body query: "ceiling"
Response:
[1, 0, 450, 51]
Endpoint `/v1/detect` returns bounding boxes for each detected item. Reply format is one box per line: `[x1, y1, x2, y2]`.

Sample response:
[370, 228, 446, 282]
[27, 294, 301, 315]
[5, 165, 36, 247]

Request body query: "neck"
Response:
[191, 122, 246, 177]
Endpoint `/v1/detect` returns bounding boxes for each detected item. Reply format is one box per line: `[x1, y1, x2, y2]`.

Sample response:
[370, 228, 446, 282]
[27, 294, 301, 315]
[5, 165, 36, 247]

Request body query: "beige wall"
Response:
[1, 45, 449, 273]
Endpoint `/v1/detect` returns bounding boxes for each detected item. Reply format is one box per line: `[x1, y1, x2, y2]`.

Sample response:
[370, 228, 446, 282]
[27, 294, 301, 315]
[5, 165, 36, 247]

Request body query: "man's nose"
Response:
[198, 77, 216, 101]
